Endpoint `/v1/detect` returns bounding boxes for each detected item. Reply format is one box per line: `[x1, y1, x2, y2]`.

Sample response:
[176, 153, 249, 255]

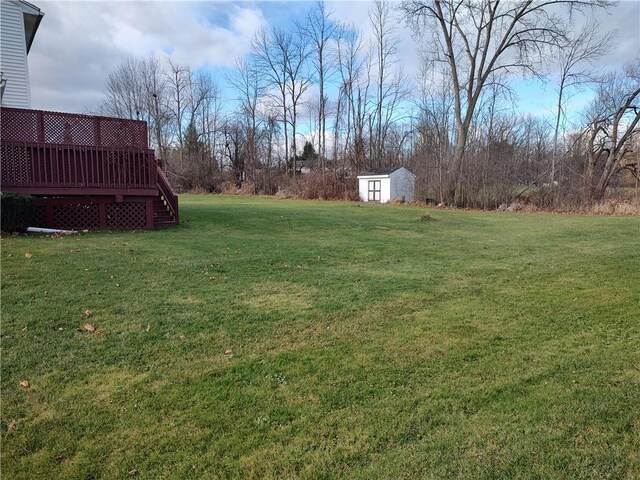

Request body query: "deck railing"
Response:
[1, 108, 157, 194]
[1, 107, 148, 148]
[157, 166, 179, 222]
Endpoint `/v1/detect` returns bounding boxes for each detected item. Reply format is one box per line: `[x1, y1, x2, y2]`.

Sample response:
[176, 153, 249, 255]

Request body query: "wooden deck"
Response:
[1, 108, 178, 229]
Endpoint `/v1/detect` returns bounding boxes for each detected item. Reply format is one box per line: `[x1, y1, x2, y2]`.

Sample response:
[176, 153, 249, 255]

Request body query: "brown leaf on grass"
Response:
[83, 323, 95, 332]
[19, 380, 30, 388]
[84, 309, 93, 317]
[146, 324, 152, 332]
[55, 455, 66, 463]
[24, 252, 32, 259]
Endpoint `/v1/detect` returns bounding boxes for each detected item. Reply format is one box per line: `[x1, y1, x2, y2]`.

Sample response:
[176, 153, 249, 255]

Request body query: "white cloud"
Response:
[29, 1, 266, 112]
[26, 0, 638, 116]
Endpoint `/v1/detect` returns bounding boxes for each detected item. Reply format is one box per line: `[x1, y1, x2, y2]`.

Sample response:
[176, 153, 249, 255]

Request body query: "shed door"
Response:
[368, 180, 381, 201]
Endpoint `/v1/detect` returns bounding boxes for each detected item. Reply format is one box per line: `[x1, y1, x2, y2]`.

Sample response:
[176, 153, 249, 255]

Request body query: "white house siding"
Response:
[0, 0, 31, 108]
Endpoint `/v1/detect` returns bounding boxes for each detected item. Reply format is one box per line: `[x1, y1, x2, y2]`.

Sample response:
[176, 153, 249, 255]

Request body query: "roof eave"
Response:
[21, 2, 44, 54]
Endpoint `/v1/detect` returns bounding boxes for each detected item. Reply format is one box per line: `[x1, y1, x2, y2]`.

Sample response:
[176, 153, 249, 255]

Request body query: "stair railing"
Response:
[156, 163, 179, 223]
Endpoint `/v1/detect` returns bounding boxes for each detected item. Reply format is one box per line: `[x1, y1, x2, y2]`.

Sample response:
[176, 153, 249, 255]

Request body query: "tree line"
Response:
[99, 0, 639, 208]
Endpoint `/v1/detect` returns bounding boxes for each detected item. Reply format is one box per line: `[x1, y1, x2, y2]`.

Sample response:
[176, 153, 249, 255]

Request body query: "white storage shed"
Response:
[0, 0, 44, 108]
[357, 167, 416, 203]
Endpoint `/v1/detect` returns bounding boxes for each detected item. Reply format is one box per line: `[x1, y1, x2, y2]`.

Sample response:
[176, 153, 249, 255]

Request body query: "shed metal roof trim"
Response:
[357, 166, 416, 177]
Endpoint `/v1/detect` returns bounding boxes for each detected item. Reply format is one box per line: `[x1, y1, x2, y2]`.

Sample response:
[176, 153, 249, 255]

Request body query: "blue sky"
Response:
[28, 1, 640, 128]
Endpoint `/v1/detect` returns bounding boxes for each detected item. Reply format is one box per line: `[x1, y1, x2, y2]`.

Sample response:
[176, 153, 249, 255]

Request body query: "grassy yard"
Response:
[2, 195, 639, 479]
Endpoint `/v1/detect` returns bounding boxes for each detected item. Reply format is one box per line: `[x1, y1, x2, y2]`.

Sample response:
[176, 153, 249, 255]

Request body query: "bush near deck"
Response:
[1, 193, 39, 232]
[2, 195, 639, 479]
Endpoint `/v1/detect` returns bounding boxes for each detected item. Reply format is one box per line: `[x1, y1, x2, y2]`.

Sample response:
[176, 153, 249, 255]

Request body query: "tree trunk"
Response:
[445, 123, 468, 206]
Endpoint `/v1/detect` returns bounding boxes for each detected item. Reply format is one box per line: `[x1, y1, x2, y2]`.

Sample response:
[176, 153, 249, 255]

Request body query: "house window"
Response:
[368, 180, 381, 201]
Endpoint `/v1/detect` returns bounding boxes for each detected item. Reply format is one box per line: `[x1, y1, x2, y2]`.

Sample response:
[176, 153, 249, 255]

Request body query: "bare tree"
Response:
[335, 24, 371, 173]
[100, 55, 172, 159]
[285, 36, 312, 177]
[252, 27, 292, 173]
[369, 0, 408, 168]
[264, 109, 281, 192]
[585, 61, 640, 201]
[165, 59, 190, 165]
[414, 60, 455, 202]
[197, 76, 223, 171]
[221, 118, 247, 186]
[402, 0, 613, 205]
[301, 1, 339, 171]
[550, 20, 615, 186]
[228, 57, 265, 190]
[101, 57, 145, 120]
[189, 70, 221, 184]
[140, 55, 171, 160]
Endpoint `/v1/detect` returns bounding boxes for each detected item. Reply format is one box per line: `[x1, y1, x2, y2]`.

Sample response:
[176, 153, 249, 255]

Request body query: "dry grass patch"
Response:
[244, 281, 316, 313]
[168, 294, 204, 305]
[590, 199, 640, 215]
[82, 369, 151, 407]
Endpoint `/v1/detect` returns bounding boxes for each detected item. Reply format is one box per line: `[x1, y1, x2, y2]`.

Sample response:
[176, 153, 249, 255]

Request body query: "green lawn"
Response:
[2, 195, 639, 479]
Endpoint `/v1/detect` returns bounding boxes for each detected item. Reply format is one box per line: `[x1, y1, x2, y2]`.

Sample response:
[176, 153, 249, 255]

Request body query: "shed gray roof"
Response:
[360, 166, 403, 176]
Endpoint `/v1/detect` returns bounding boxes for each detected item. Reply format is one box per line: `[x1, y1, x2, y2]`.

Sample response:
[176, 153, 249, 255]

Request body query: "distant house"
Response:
[357, 167, 416, 203]
[297, 160, 314, 175]
[0, 0, 44, 108]
[295, 158, 334, 175]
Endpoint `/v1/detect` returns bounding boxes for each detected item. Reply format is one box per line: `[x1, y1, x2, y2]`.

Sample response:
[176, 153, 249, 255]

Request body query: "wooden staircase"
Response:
[153, 195, 177, 227]
[153, 165, 179, 228]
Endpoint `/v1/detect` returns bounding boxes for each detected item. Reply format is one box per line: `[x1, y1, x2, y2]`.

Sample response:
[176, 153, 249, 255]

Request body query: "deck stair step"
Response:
[152, 194, 178, 227]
